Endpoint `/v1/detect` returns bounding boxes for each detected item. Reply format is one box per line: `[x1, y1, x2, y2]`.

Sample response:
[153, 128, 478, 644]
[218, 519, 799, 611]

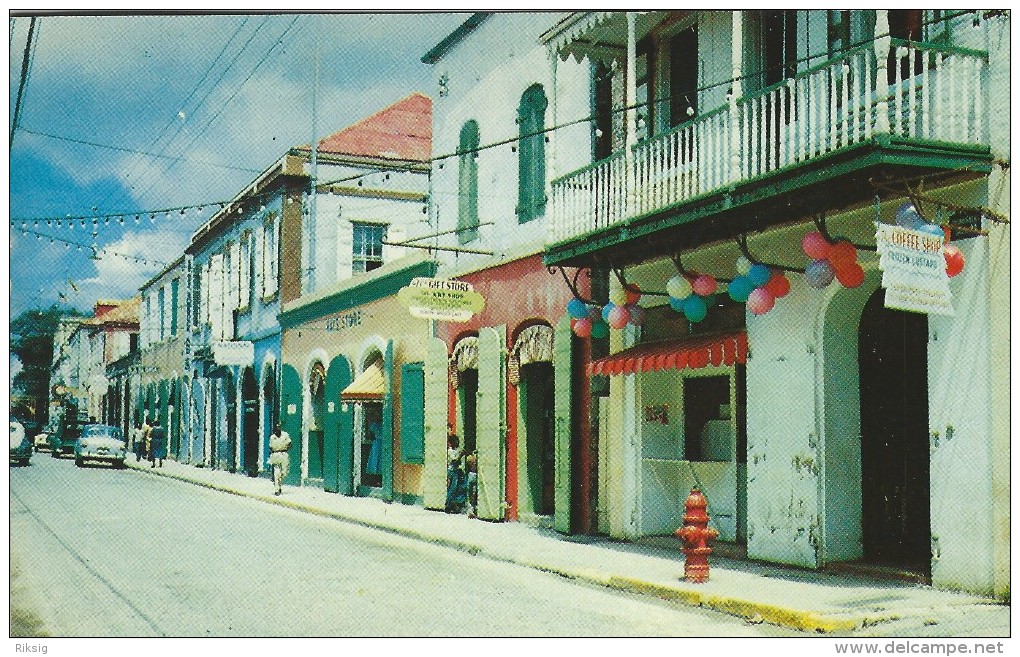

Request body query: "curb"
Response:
[128, 464, 892, 633]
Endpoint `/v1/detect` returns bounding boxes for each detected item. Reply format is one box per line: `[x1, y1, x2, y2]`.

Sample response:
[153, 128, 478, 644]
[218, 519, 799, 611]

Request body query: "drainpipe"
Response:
[307, 26, 320, 293]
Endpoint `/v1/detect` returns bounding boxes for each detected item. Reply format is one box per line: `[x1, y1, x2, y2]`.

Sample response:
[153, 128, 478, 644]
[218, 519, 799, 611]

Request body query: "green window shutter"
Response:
[324, 355, 352, 494]
[381, 340, 395, 501]
[458, 120, 480, 244]
[476, 326, 506, 520]
[517, 84, 548, 224]
[170, 278, 179, 336]
[400, 363, 425, 464]
[553, 316, 573, 533]
[423, 338, 449, 510]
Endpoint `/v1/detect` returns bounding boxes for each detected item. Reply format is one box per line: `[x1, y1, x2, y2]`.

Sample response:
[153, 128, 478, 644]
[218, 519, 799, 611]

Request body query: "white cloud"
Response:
[75, 229, 189, 303]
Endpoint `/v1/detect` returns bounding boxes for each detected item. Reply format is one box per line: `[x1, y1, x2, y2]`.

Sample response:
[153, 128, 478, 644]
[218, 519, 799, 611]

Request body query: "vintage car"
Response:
[51, 411, 90, 457]
[33, 421, 56, 451]
[10, 421, 32, 466]
[74, 424, 127, 468]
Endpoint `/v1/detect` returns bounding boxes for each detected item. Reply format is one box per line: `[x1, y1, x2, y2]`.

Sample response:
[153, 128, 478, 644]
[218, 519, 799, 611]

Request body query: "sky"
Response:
[8, 10, 471, 320]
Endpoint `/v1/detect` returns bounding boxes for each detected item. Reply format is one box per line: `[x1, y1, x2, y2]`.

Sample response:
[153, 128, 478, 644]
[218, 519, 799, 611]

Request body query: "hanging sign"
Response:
[875, 223, 953, 316]
[397, 278, 485, 322]
[212, 341, 255, 366]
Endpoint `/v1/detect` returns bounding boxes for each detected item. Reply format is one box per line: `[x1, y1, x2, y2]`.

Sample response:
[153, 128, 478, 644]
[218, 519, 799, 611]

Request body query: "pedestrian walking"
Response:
[268, 424, 292, 496]
[131, 421, 145, 462]
[149, 417, 166, 468]
[445, 434, 467, 513]
[141, 416, 152, 462]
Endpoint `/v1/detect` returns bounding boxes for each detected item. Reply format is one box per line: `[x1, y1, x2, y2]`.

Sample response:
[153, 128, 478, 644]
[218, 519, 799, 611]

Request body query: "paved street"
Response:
[11, 454, 798, 637]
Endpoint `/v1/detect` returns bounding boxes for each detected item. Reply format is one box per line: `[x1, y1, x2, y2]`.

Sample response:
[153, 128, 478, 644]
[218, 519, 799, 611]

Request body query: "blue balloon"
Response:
[567, 298, 589, 319]
[805, 259, 835, 289]
[669, 295, 686, 312]
[683, 295, 708, 322]
[727, 276, 754, 302]
[602, 303, 615, 321]
[748, 263, 772, 287]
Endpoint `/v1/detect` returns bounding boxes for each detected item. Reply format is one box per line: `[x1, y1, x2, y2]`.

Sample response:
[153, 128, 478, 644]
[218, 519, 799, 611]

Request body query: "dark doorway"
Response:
[225, 374, 237, 473]
[242, 368, 259, 477]
[521, 362, 555, 516]
[459, 369, 479, 455]
[858, 291, 931, 577]
[308, 363, 326, 483]
[262, 365, 277, 473]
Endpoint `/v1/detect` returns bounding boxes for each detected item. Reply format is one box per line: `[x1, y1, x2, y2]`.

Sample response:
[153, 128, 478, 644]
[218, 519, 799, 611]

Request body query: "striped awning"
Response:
[587, 331, 748, 377]
[341, 360, 385, 402]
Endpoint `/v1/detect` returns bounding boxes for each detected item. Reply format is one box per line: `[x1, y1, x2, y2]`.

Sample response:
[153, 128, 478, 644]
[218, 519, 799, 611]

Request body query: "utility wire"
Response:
[10, 16, 38, 149]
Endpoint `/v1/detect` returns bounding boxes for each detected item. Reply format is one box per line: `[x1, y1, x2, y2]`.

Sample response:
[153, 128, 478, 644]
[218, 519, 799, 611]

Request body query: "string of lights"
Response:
[14, 225, 168, 267]
[11, 10, 986, 230]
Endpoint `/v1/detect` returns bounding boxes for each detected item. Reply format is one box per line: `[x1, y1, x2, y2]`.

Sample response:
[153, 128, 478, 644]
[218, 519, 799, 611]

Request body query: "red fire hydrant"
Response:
[675, 487, 719, 583]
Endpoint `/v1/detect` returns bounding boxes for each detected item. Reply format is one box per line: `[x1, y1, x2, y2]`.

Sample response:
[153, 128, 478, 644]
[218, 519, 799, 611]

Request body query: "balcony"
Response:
[546, 40, 992, 267]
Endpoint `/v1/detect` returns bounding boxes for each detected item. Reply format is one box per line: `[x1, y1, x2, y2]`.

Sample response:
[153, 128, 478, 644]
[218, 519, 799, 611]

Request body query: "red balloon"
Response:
[765, 272, 791, 298]
[573, 317, 592, 338]
[835, 262, 866, 288]
[944, 244, 965, 277]
[828, 240, 858, 267]
[624, 284, 642, 305]
[802, 231, 831, 260]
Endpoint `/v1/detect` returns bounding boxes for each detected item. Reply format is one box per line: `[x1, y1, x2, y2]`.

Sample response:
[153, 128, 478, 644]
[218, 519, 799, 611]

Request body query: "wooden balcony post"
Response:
[729, 11, 743, 184]
[625, 12, 638, 216]
[874, 10, 891, 134]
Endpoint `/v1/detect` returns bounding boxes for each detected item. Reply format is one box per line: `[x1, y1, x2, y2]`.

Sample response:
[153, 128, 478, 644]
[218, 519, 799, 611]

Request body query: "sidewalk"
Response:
[127, 458, 1007, 635]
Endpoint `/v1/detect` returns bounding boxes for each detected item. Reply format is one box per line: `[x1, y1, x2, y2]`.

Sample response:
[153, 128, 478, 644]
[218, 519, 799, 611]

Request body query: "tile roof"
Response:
[312, 92, 432, 162]
[86, 296, 140, 326]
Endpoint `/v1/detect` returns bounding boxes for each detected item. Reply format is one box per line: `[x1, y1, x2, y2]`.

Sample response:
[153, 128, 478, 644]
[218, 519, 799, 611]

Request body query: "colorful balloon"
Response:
[624, 284, 642, 306]
[765, 272, 791, 298]
[727, 276, 754, 302]
[805, 259, 835, 289]
[609, 287, 628, 306]
[735, 255, 752, 276]
[746, 287, 775, 315]
[895, 202, 925, 230]
[683, 295, 707, 323]
[602, 303, 615, 322]
[669, 295, 686, 312]
[944, 244, 965, 277]
[748, 264, 772, 287]
[566, 298, 589, 319]
[827, 240, 857, 267]
[692, 274, 717, 297]
[573, 317, 592, 338]
[666, 275, 692, 299]
[801, 231, 831, 260]
[835, 262, 866, 288]
[627, 304, 645, 326]
[607, 305, 631, 329]
[590, 319, 609, 339]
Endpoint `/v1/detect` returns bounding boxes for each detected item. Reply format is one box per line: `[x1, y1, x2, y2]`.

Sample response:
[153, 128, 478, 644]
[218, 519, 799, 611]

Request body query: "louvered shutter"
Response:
[476, 326, 506, 520]
[400, 362, 425, 464]
[423, 338, 449, 510]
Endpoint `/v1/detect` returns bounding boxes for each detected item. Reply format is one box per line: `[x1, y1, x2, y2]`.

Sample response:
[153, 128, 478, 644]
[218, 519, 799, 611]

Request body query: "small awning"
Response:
[587, 331, 748, 377]
[341, 360, 385, 402]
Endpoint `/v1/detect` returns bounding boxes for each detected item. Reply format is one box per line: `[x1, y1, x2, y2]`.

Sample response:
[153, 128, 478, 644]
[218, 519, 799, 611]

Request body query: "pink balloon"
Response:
[802, 231, 831, 260]
[573, 317, 592, 338]
[607, 305, 631, 329]
[692, 274, 717, 297]
[747, 287, 775, 315]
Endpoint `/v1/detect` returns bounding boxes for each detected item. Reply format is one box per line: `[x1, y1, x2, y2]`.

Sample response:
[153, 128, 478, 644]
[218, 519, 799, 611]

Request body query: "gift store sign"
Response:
[398, 278, 486, 322]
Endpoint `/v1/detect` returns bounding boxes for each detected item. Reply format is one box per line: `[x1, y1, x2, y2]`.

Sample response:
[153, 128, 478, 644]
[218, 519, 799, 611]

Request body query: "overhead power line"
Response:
[10, 16, 38, 149]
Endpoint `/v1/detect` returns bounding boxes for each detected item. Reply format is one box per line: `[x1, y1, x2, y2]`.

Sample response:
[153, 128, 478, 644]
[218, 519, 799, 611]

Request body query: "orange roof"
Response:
[312, 92, 432, 162]
[87, 296, 140, 326]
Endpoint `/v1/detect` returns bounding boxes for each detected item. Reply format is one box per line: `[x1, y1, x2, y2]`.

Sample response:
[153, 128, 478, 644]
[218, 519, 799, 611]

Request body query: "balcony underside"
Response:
[543, 137, 991, 269]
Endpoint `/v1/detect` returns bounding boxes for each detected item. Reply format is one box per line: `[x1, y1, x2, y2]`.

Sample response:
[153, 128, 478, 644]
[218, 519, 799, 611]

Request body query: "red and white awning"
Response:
[587, 331, 747, 377]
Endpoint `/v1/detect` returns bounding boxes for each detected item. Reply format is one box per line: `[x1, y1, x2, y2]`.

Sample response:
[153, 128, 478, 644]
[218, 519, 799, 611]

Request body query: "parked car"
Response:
[10, 421, 32, 466]
[51, 411, 89, 458]
[33, 421, 56, 452]
[74, 424, 127, 468]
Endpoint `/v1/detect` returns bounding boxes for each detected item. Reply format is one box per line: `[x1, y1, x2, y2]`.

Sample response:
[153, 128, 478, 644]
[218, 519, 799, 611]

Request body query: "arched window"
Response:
[457, 120, 480, 244]
[517, 84, 548, 224]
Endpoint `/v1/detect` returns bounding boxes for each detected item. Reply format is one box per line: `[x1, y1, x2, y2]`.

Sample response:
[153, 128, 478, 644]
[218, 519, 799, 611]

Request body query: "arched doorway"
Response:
[225, 372, 237, 473]
[307, 362, 326, 484]
[512, 323, 556, 519]
[858, 290, 931, 577]
[241, 367, 259, 477]
[354, 353, 384, 492]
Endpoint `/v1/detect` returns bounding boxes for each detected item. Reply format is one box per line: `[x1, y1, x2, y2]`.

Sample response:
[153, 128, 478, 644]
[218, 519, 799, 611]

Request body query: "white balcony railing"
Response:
[549, 40, 990, 246]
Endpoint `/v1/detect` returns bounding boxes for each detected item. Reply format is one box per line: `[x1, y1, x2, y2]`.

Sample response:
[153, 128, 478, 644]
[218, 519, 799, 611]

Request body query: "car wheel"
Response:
[75, 457, 84, 467]
[51, 449, 60, 458]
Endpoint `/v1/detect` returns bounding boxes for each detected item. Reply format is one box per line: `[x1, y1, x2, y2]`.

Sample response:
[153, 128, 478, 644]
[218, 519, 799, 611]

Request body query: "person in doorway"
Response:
[465, 451, 478, 518]
[365, 421, 382, 480]
[445, 434, 467, 513]
[149, 417, 166, 468]
[268, 423, 292, 496]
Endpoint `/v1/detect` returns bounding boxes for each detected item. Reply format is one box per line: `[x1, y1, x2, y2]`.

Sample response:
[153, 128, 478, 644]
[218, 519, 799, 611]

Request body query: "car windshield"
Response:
[82, 426, 122, 440]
